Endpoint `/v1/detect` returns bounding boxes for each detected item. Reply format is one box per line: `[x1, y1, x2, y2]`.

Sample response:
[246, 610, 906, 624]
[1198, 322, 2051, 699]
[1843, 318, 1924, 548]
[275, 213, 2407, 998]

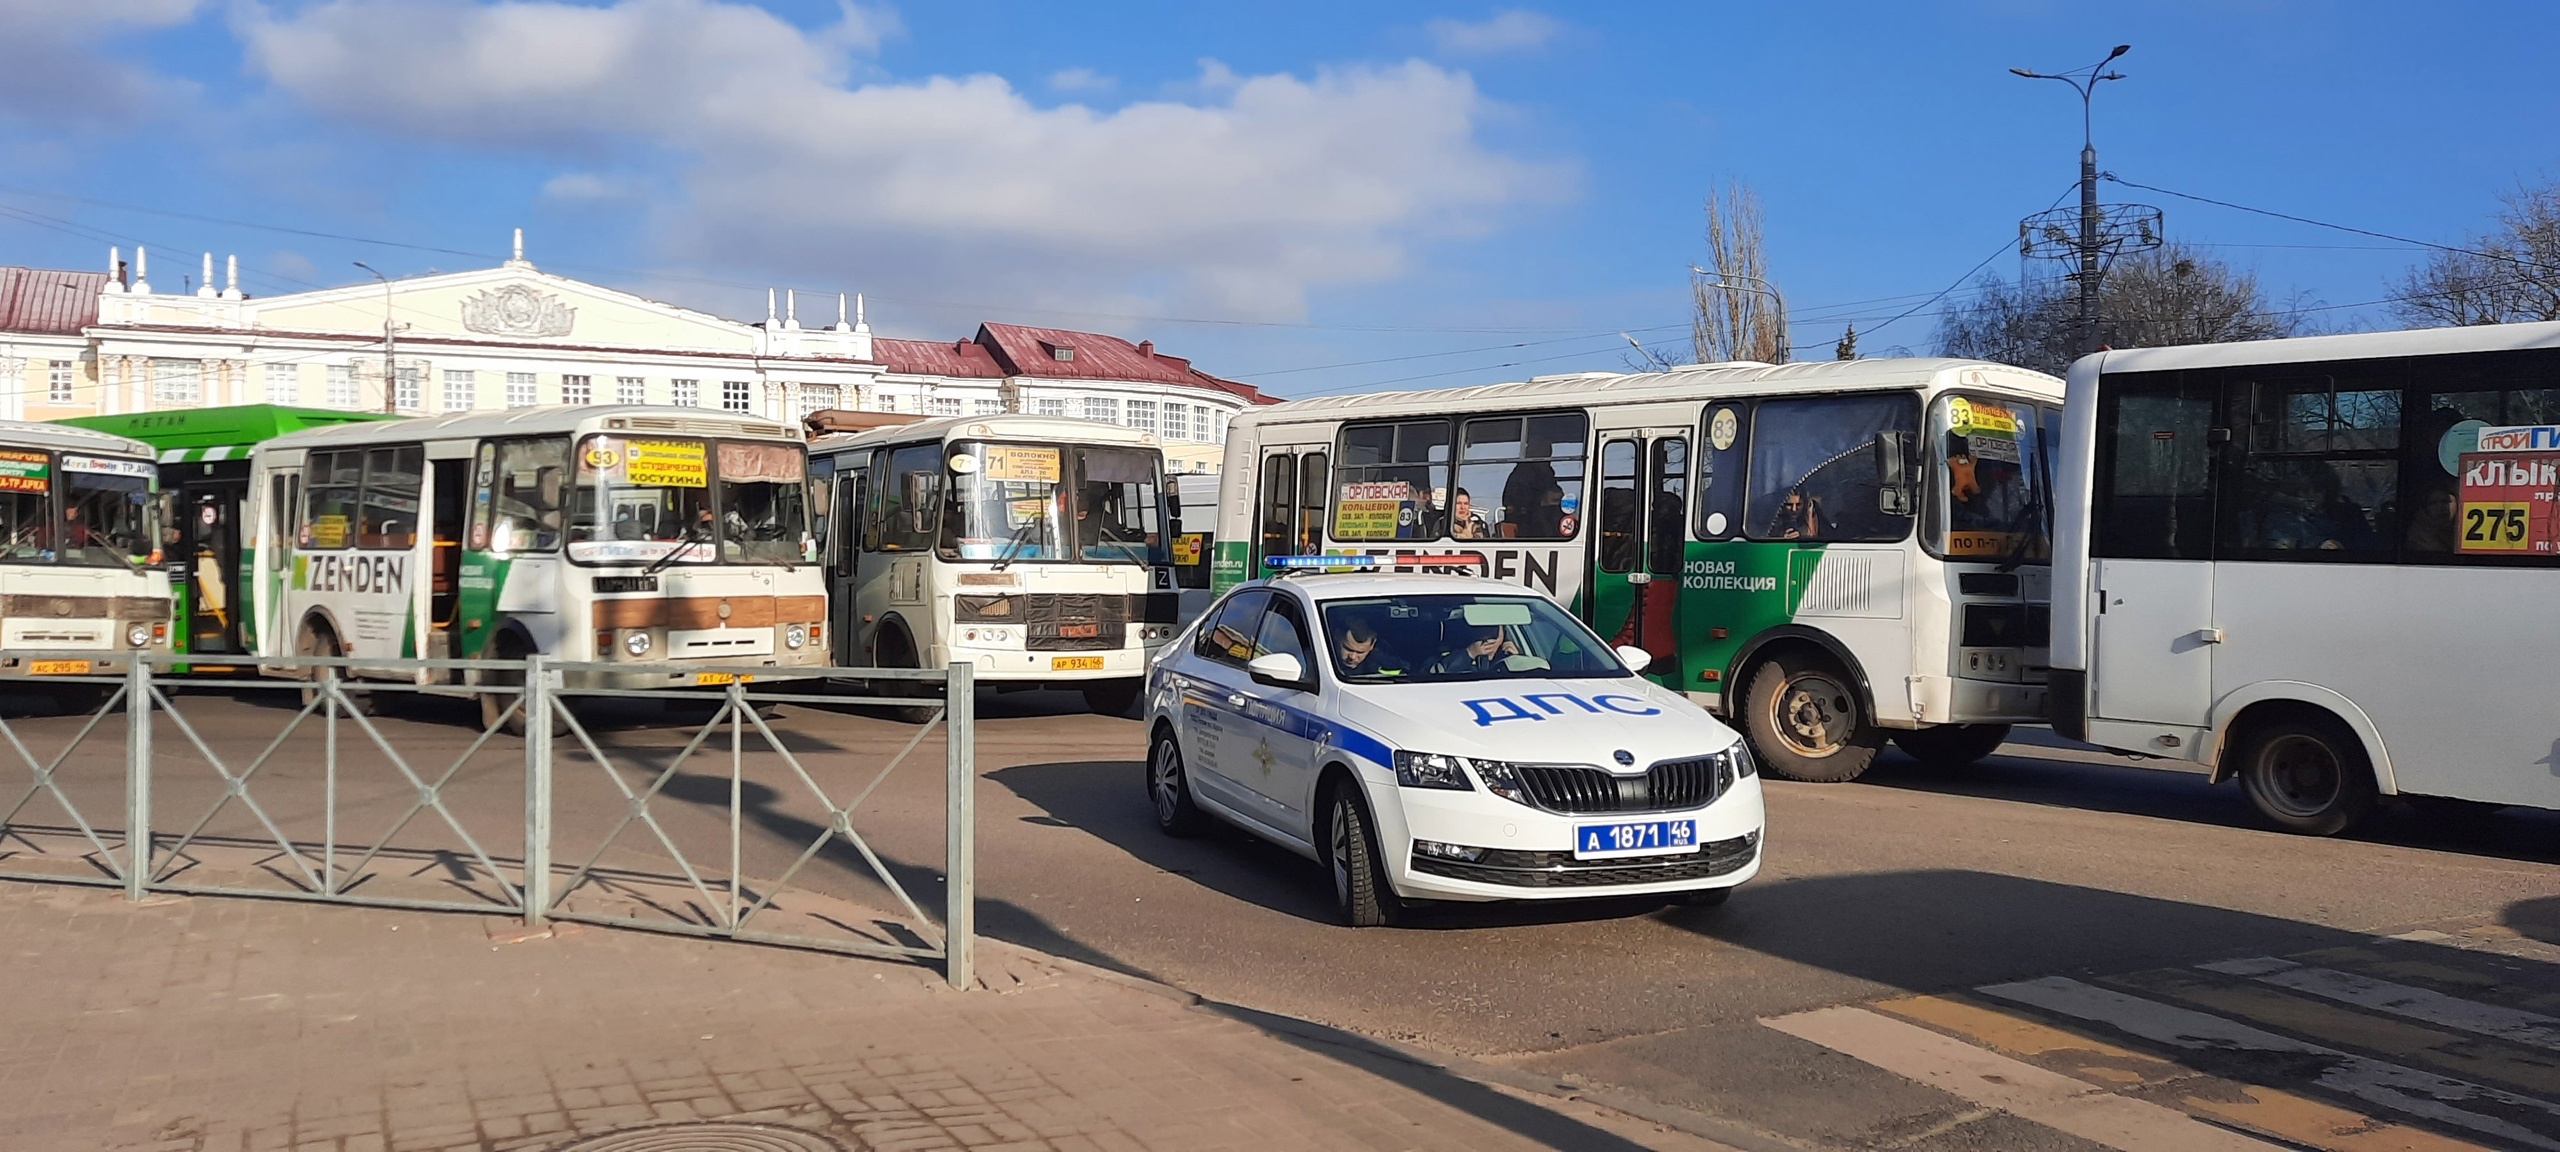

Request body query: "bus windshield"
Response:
[1931, 395, 2052, 562]
[568, 435, 812, 566]
[0, 451, 156, 570]
[939, 441, 1166, 565]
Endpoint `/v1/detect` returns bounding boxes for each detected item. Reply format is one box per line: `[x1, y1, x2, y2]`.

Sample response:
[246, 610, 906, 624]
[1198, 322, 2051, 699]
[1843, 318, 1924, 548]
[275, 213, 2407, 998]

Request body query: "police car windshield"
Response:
[1319, 593, 1627, 684]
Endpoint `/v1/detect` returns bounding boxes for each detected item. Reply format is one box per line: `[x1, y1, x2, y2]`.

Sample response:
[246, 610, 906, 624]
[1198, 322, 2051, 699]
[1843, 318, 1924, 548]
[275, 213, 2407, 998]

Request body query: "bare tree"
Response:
[1692, 183, 1790, 364]
[1936, 242, 2305, 376]
[2391, 181, 2560, 327]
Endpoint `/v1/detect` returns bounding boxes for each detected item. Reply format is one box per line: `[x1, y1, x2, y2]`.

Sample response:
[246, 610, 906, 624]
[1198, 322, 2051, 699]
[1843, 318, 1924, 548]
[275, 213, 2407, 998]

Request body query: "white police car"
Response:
[1144, 571, 1763, 926]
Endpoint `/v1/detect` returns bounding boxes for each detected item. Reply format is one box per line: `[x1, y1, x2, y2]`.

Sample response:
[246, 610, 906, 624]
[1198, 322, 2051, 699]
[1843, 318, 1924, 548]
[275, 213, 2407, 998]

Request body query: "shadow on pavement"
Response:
[1856, 741, 2560, 867]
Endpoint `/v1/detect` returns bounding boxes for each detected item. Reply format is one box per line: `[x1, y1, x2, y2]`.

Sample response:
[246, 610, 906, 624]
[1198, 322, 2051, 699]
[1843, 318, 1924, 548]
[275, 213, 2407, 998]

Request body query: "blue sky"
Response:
[2, 0, 2554, 397]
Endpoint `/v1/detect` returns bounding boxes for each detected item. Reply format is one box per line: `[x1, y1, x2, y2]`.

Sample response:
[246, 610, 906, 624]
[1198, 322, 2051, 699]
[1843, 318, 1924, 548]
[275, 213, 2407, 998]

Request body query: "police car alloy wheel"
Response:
[1150, 732, 1211, 837]
[1328, 784, 1402, 928]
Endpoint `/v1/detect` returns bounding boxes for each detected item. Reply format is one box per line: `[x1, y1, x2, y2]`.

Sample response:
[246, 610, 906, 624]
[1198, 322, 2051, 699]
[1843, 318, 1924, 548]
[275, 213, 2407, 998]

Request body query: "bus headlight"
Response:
[784, 623, 807, 650]
[126, 622, 152, 649]
[624, 631, 652, 657]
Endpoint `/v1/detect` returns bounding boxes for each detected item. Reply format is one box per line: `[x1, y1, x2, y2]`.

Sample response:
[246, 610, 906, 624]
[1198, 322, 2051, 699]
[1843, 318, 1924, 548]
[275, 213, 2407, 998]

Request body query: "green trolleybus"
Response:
[1215, 359, 2063, 782]
[247, 406, 826, 728]
[59, 404, 396, 664]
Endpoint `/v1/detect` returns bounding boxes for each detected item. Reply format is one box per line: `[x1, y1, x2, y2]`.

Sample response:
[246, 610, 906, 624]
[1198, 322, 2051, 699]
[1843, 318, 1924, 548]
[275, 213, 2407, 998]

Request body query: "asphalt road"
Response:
[7, 680, 2559, 1150]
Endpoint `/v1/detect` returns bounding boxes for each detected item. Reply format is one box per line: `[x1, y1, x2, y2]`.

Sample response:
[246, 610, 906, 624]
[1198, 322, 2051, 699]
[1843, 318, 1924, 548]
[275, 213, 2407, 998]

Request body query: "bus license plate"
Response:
[29, 660, 91, 676]
[694, 672, 753, 685]
[1051, 656, 1105, 671]
[1573, 818, 1699, 860]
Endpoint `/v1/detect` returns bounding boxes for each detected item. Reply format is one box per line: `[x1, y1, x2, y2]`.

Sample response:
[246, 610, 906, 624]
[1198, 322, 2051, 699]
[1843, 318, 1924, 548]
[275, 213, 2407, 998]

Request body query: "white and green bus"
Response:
[249, 406, 827, 726]
[1214, 359, 2064, 781]
[0, 420, 172, 697]
[809, 414, 1178, 717]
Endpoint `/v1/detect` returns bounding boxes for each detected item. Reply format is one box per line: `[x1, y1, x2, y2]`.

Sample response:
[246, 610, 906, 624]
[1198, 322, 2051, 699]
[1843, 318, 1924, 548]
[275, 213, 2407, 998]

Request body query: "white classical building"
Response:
[0, 235, 1271, 470]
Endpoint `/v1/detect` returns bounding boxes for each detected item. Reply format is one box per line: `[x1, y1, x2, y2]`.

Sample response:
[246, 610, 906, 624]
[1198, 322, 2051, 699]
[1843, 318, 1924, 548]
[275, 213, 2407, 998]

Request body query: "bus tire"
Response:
[2234, 713, 2377, 836]
[873, 630, 941, 726]
[1082, 678, 1142, 718]
[297, 618, 374, 717]
[1742, 653, 1879, 783]
[1891, 723, 2013, 768]
[476, 635, 567, 738]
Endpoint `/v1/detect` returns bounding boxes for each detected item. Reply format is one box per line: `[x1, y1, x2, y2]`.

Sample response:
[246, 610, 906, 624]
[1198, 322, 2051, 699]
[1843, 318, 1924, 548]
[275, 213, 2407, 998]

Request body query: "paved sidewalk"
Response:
[0, 883, 1732, 1152]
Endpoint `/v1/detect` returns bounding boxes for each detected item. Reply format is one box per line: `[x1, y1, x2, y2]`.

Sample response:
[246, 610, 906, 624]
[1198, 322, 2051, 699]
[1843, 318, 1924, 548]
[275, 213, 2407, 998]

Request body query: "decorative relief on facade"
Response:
[459, 285, 576, 338]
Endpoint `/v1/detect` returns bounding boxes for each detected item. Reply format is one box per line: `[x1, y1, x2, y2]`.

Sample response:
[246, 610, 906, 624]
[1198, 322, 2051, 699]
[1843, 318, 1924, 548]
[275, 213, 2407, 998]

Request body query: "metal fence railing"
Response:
[0, 652, 975, 988]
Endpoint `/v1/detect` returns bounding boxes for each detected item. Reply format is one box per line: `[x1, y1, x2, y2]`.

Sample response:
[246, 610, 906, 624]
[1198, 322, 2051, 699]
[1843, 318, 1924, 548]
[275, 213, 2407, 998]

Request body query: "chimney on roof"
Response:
[1137, 340, 1154, 357]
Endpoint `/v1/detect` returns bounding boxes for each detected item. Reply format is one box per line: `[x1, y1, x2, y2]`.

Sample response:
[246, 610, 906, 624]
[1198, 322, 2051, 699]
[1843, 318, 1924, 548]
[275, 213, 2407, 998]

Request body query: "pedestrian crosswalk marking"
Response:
[1868, 993, 2500, 1152]
[2203, 958, 2560, 1053]
[2107, 968, 2560, 1098]
[1985, 976, 2560, 1152]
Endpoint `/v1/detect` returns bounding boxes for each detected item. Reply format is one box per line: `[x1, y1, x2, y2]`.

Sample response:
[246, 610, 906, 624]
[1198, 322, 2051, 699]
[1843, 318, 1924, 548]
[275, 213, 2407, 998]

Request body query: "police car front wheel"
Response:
[1149, 733, 1211, 837]
[1327, 784, 1404, 928]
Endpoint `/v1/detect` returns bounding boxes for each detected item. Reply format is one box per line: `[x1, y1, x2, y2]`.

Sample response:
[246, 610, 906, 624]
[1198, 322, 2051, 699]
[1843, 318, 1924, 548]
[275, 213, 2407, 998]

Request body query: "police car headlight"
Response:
[1468, 758, 1535, 807]
[1725, 740, 1757, 778]
[1392, 751, 1474, 791]
[784, 623, 807, 650]
[624, 631, 652, 657]
[126, 622, 152, 649]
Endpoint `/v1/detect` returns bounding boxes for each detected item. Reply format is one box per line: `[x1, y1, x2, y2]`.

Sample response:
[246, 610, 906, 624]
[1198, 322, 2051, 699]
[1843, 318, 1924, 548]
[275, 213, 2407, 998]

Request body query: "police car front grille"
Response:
[1408, 832, 1759, 888]
[1516, 756, 1732, 815]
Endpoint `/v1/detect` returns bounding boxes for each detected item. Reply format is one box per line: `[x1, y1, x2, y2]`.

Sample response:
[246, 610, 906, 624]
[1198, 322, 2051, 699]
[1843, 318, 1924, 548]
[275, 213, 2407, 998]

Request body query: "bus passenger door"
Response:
[180, 481, 246, 656]
[1590, 431, 1689, 687]
[827, 463, 866, 665]
[427, 459, 467, 662]
[1248, 449, 1328, 574]
[2089, 381, 2219, 729]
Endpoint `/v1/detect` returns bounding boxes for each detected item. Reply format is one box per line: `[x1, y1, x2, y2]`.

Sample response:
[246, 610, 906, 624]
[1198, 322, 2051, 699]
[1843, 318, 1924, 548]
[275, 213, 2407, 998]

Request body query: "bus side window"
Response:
[861, 450, 886, 552]
[304, 449, 362, 549]
[831, 465, 866, 576]
[1696, 404, 1746, 539]
[1257, 453, 1295, 560]
[490, 438, 568, 552]
[878, 444, 942, 552]
[360, 445, 426, 551]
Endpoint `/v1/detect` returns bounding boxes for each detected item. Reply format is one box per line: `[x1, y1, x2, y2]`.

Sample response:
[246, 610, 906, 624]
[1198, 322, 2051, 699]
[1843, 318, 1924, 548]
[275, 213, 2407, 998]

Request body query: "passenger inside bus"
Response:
[1497, 462, 1566, 538]
[1770, 489, 1823, 540]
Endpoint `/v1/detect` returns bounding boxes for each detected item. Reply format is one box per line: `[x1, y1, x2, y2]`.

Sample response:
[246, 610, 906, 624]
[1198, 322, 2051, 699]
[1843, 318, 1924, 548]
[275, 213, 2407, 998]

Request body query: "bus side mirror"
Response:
[1874, 430, 1915, 516]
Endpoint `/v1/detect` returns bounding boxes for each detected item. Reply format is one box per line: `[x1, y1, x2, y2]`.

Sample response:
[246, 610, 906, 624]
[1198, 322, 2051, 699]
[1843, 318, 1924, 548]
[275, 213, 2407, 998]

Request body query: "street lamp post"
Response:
[2011, 44, 2129, 358]
[353, 262, 400, 413]
[1686, 265, 1788, 362]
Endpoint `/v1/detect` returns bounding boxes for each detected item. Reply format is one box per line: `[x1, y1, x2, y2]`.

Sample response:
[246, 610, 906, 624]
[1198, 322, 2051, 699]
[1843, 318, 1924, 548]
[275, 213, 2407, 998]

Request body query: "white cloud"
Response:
[541, 171, 648, 204]
[0, 0, 203, 124]
[1047, 67, 1116, 95]
[235, 0, 1565, 319]
[1426, 10, 1560, 57]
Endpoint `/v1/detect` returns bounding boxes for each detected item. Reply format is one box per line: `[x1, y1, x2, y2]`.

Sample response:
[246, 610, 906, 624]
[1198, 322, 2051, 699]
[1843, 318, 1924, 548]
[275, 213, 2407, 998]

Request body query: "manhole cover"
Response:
[552, 1122, 849, 1152]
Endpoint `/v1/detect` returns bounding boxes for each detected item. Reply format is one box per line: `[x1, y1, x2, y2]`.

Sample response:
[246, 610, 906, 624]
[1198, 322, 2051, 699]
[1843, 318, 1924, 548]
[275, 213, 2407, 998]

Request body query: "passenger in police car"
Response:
[1331, 615, 1408, 677]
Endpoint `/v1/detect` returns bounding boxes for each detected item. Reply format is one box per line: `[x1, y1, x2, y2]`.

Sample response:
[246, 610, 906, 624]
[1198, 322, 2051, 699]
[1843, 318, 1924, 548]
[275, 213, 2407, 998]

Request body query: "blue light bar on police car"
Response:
[1261, 553, 1485, 570]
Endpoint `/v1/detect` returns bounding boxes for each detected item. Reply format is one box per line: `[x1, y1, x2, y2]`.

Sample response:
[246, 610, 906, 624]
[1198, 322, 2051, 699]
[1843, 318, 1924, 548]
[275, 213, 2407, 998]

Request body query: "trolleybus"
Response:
[1216, 359, 2064, 781]
[810, 413, 1177, 717]
[0, 419, 172, 699]
[248, 406, 825, 727]
[60, 404, 394, 664]
[2049, 322, 2560, 834]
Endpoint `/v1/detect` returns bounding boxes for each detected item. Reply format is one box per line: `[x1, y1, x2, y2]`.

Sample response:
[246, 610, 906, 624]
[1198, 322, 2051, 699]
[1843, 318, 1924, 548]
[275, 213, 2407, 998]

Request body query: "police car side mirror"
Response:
[1614, 645, 1652, 673]
[1246, 651, 1308, 690]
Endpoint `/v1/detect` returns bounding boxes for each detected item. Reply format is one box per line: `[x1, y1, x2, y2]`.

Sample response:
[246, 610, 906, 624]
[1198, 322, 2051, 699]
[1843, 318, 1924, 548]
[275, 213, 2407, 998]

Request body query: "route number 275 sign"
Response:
[2458, 447, 2560, 555]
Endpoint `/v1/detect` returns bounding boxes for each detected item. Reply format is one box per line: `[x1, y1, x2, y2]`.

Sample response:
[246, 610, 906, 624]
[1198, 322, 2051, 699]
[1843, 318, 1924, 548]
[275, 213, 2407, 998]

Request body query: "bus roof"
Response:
[0, 417, 155, 459]
[58, 403, 398, 462]
[1240, 357, 2060, 429]
[2081, 318, 2560, 376]
[258, 405, 802, 453]
[810, 412, 1162, 456]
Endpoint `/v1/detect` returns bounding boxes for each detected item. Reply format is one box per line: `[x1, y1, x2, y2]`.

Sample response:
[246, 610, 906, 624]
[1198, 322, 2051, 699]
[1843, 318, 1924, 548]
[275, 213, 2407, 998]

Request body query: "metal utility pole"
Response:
[354, 262, 399, 413]
[2012, 45, 2132, 358]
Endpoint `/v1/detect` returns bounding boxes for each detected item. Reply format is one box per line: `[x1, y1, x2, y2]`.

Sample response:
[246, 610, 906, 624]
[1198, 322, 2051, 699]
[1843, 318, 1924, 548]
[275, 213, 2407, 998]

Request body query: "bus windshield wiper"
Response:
[991, 521, 1044, 572]
[643, 524, 710, 576]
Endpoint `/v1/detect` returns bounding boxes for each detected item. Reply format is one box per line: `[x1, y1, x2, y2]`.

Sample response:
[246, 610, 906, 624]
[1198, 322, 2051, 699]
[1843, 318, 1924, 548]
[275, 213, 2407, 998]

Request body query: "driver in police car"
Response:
[1427, 619, 1518, 675]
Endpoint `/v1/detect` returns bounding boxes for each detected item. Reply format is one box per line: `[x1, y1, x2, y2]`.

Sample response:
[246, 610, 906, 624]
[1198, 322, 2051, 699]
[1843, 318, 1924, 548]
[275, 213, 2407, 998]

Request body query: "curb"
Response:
[981, 936, 1818, 1152]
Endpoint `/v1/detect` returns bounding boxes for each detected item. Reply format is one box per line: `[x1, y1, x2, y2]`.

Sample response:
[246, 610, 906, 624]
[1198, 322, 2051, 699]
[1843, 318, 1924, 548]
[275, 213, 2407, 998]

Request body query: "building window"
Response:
[1195, 406, 1213, 442]
[928, 396, 961, 417]
[152, 358, 201, 405]
[262, 363, 296, 405]
[48, 361, 75, 404]
[721, 380, 751, 412]
[799, 383, 839, 419]
[327, 364, 358, 408]
[394, 365, 423, 411]
[506, 372, 537, 409]
[1162, 402, 1188, 440]
[974, 398, 1003, 415]
[1034, 397, 1066, 417]
[878, 394, 897, 412]
[560, 374, 592, 406]
[671, 378, 699, 407]
[616, 375, 646, 405]
[1127, 400, 1157, 434]
[1213, 411, 1229, 444]
[443, 369, 476, 412]
[1083, 397, 1118, 424]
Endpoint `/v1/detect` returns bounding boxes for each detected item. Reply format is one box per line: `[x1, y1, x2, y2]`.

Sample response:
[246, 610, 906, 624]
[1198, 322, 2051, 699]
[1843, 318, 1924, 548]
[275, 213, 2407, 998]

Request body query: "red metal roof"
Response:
[873, 336, 1008, 378]
[971, 322, 1276, 404]
[0, 267, 107, 335]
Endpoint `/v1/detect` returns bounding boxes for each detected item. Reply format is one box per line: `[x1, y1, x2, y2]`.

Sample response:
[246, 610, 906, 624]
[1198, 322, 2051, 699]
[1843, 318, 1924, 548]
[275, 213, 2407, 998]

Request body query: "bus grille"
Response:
[1515, 755, 1733, 815]
[1023, 593, 1125, 651]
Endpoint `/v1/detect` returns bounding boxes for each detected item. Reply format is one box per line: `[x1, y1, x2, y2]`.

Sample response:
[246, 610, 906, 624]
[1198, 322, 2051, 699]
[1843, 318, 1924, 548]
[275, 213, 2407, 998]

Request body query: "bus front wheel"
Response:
[297, 620, 375, 717]
[1743, 654, 1880, 783]
[1082, 678, 1142, 718]
[2234, 714, 2376, 836]
[1891, 723, 2013, 768]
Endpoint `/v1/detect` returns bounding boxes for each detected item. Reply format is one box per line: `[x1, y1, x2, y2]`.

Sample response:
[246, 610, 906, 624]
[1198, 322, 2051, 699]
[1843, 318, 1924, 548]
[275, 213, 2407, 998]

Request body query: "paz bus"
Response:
[2049, 322, 2560, 834]
[1214, 359, 2064, 782]
[59, 404, 395, 664]
[247, 405, 825, 728]
[809, 413, 1177, 718]
[0, 419, 172, 700]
